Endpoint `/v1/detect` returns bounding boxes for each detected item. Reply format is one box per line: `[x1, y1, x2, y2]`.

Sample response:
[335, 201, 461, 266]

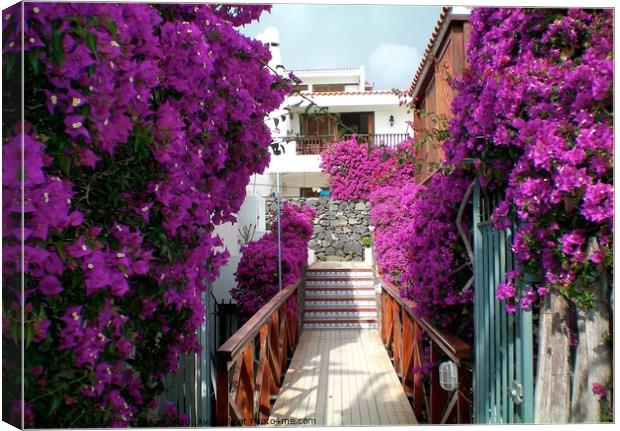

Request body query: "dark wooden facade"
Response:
[409, 8, 471, 183]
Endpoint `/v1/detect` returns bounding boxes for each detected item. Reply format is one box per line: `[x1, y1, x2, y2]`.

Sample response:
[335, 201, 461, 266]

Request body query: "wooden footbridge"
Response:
[215, 262, 472, 426]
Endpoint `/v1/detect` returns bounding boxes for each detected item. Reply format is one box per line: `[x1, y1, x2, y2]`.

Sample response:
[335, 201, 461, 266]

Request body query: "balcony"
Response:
[294, 133, 411, 155]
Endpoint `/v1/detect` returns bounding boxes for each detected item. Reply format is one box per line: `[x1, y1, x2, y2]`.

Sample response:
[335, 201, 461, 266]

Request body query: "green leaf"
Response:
[55, 242, 67, 262]
[10, 323, 20, 347]
[26, 49, 42, 75]
[103, 17, 118, 36]
[4, 52, 16, 77]
[50, 30, 65, 66]
[48, 394, 62, 417]
[24, 324, 33, 349]
[57, 154, 70, 176]
[55, 369, 77, 380]
[72, 25, 87, 39]
[85, 32, 98, 58]
[87, 15, 99, 28]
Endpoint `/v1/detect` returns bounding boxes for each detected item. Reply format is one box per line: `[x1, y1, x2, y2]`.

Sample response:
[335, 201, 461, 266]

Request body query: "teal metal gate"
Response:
[473, 180, 534, 423]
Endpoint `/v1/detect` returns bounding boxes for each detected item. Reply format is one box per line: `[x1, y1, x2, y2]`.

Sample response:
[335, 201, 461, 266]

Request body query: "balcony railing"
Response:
[295, 133, 411, 155]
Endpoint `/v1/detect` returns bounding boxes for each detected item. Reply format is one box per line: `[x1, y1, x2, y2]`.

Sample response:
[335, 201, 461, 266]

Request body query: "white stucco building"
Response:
[248, 27, 413, 198]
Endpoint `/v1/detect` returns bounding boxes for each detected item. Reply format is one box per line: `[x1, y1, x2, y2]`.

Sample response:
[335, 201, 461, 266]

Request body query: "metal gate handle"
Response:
[509, 381, 523, 405]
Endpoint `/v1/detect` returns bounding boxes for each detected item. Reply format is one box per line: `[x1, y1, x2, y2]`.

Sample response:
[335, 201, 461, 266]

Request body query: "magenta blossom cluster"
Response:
[446, 8, 613, 311]
[399, 172, 474, 325]
[3, 2, 287, 427]
[320, 137, 416, 201]
[232, 203, 316, 315]
[368, 183, 423, 283]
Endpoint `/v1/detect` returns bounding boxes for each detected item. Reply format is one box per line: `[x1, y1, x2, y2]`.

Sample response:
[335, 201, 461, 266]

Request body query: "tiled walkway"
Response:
[269, 330, 417, 426]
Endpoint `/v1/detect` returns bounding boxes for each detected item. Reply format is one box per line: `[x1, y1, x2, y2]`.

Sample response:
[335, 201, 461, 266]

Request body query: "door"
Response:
[473, 180, 534, 423]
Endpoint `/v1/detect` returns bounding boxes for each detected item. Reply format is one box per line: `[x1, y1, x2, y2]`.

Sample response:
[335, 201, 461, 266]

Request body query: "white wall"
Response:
[294, 68, 363, 90]
[374, 108, 411, 135]
[212, 195, 268, 301]
[280, 172, 329, 197]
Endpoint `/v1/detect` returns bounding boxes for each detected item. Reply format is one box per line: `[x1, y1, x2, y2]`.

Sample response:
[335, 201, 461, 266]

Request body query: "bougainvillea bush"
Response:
[398, 171, 474, 327]
[447, 8, 613, 311]
[232, 203, 315, 315]
[321, 137, 474, 330]
[368, 184, 422, 283]
[2, 3, 288, 427]
[319, 137, 416, 201]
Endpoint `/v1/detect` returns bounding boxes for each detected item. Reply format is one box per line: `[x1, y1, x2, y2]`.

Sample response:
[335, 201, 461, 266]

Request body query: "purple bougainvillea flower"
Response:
[581, 182, 613, 223]
[592, 382, 608, 398]
[561, 231, 586, 261]
[33, 319, 51, 343]
[37, 275, 64, 296]
[76, 147, 100, 169]
[496, 282, 516, 301]
[115, 337, 134, 360]
[81, 251, 111, 295]
[10, 401, 34, 428]
[64, 115, 91, 143]
[66, 237, 92, 259]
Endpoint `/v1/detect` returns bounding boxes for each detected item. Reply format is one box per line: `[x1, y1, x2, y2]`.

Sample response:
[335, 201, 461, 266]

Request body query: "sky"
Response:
[241, 4, 443, 90]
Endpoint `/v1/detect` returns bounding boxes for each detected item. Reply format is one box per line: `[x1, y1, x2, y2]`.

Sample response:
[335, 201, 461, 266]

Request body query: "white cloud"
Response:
[367, 43, 420, 90]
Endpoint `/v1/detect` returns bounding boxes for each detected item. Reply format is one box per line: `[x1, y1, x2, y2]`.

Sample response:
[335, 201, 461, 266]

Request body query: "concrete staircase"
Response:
[303, 264, 378, 329]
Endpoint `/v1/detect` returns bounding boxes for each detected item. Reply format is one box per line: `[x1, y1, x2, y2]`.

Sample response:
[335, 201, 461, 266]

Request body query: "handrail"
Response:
[377, 275, 472, 424]
[217, 282, 299, 362]
[379, 278, 470, 364]
[215, 281, 302, 426]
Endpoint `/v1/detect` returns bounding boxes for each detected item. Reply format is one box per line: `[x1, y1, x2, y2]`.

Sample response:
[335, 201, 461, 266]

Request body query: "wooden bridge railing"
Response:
[215, 282, 302, 426]
[379, 277, 472, 424]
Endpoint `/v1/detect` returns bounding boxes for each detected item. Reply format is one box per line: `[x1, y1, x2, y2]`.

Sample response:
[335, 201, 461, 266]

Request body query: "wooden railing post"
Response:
[401, 313, 415, 396]
[381, 292, 387, 344]
[236, 343, 254, 425]
[412, 319, 424, 419]
[457, 363, 472, 424]
[215, 282, 302, 426]
[377, 276, 472, 424]
[215, 354, 230, 426]
[392, 300, 402, 376]
[269, 313, 281, 395]
[429, 340, 449, 423]
[256, 325, 271, 424]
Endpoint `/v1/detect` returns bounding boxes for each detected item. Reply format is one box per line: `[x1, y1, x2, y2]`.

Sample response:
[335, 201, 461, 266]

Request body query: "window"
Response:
[300, 114, 336, 136]
[312, 84, 346, 93]
[292, 84, 308, 92]
[300, 187, 320, 198]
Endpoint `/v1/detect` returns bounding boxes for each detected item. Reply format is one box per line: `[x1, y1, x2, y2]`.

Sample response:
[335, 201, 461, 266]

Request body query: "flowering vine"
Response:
[232, 203, 315, 315]
[2, 3, 288, 427]
[446, 8, 613, 311]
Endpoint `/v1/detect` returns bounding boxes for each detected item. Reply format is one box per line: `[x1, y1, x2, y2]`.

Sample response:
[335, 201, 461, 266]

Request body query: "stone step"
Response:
[304, 310, 378, 319]
[304, 299, 377, 309]
[305, 279, 374, 288]
[303, 320, 379, 330]
[305, 270, 374, 280]
[306, 268, 373, 274]
[304, 290, 376, 299]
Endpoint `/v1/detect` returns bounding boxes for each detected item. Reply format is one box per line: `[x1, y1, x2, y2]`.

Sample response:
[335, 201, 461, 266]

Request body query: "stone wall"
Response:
[266, 197, 371, 261]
